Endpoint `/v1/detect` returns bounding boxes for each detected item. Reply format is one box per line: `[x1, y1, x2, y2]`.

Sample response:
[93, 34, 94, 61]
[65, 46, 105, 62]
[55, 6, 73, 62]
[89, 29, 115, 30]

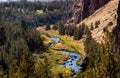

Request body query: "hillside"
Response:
[67, 0, 110, 24]
[78, 0, 119, 43]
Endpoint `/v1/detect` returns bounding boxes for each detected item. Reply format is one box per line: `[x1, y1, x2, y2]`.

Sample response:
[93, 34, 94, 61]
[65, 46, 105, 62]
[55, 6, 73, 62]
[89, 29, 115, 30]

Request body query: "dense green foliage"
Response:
[58, 22, 90, 40]
[58, 22, 66, 35]
[0, 0, 74, 27]
[0, 20, 46, 78]
[0, 20, 73, 78]
[0, 20, 6, 46]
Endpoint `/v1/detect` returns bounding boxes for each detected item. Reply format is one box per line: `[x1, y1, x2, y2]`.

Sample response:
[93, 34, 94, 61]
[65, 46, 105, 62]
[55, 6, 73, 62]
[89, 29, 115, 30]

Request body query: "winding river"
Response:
[50, 36, 82, 77]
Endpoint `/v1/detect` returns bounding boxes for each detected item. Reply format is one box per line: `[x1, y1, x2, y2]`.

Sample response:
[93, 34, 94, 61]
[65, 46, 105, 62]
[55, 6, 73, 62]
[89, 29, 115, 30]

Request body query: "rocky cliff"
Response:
[113, 0, 120, 50]
[67, 0, 110, 24]
[78, 0, 119, 43]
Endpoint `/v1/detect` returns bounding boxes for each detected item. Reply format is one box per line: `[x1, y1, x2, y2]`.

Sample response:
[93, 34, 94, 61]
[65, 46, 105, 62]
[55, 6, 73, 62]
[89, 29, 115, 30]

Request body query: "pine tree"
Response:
[19, 50, 35, 78]
[52, 25, 58, 30]
[58, 22, 65, 35]
[8, 50, 35, 78]
[45, 24, 50, 30]
[95, 21, 100, 28]
[90, 23, 94, 30]
[0, 21, 6, 46]
[74, 27, 79, 40]
[21, 20, 28, 31]
[74, 24, 85, 40]
[34, 57, 51, 78]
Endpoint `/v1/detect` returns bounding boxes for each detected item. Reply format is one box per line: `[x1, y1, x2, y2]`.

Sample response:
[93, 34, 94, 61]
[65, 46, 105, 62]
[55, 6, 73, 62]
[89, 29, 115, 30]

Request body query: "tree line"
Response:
[0, 0, 74, 27]
[0, 20, 51, 78]
[56, 21, 90, 40]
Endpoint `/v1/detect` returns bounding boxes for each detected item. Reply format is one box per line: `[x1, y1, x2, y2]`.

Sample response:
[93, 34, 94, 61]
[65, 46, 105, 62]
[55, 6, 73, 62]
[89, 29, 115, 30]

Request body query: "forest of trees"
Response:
[0, 1, 74, 78]
[58, 22, 90, 40]
[0, 20, 48, 78]
[0, 0, 73, 27]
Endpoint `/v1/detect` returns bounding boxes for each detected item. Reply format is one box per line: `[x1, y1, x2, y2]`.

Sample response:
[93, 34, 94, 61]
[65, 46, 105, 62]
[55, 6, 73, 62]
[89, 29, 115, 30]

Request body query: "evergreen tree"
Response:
[0, 21, 6, 46]
[19, 50, 35, 78]
[21, 20, 28, 31]
[74, 24, 85, 40]
[34, 57, 51, 78]
[95, 21, 100, 28]
[90, 23, 94, 30]
[58, 22, 65, 35]
[52, 25, 58, 30]
[76, 24, 120, 78]
[25, 29, 44, 52]
[74, 27, 79, 40]
[45, 24, 50, 30]
[9, 50, 35, 78]
[68, 25, 75, 36]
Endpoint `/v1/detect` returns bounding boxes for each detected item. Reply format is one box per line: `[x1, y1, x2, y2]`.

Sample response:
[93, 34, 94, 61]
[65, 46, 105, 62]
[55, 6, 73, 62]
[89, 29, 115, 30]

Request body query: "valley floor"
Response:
[36, 26, 86, 65]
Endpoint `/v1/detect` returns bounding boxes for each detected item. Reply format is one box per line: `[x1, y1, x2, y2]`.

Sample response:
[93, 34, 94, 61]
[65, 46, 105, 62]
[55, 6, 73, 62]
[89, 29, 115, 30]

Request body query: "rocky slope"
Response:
[67, 0, 110, 24]
[113, 0, 120, 49]
[78, 0, 119, 43]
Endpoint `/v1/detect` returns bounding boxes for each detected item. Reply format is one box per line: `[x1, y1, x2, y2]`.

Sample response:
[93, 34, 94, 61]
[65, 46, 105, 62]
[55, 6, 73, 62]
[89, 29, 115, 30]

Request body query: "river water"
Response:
[50, 36, 82, 77]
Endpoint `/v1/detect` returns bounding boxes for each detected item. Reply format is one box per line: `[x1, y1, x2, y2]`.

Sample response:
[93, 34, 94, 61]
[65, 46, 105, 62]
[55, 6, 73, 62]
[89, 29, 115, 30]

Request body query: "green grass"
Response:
[51, 65, 73, 78]
[34, 49, 68, 65]
[41, 34, 54, 46]
[47, 50, 74, 77]
[51, 43, 75, 52]
[44, 49, 69, 65]
[47, 32, 85, 56]
[36, 10, 44, 14]
[55, 36, 86, 65]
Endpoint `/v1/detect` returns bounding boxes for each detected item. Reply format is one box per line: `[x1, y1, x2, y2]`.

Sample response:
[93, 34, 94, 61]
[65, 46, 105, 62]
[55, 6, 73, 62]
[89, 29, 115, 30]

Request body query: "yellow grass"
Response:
[41, 34, 54, 46]
[37, 27, 86, 57]
[51, 65, 73, 78]
[36, 10, 44, 14]
[43, 49, 69, 65]
[51, 43, 74, 52]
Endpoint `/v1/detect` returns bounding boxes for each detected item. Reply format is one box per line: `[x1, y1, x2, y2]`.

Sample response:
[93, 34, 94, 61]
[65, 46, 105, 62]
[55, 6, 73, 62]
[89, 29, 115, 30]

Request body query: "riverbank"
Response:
[36, 26, 86, 65]
[33, 49, 73, 77]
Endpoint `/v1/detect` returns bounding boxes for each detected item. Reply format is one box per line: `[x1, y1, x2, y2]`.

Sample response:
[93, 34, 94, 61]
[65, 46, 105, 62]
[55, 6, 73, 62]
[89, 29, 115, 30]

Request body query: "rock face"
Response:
[67, 0, 110, 24]
[116, 0, 120, 42]
[78, 0, 118, 43]
[117, 1, 120, 25]
[113, 0, 120, 50]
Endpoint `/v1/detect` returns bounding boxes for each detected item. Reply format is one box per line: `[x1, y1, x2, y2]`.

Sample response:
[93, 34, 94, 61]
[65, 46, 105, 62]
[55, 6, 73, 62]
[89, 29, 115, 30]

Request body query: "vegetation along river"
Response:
[49, 36, 82, 77]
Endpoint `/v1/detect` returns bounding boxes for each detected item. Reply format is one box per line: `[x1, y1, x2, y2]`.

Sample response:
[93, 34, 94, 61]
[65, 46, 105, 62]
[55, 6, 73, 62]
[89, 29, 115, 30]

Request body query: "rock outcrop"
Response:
[78, 0, 119, 43]
[67, 0, 110, 24]
[112, 0, 120, 50]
